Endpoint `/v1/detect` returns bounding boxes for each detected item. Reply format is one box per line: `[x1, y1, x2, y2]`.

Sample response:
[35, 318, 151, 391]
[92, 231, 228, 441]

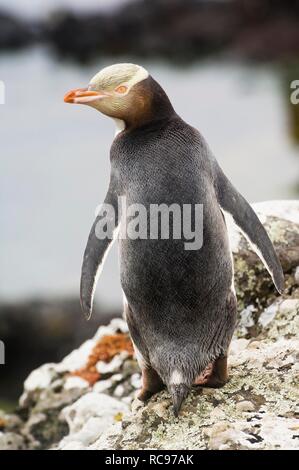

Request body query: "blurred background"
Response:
[1, 0, 299, 408]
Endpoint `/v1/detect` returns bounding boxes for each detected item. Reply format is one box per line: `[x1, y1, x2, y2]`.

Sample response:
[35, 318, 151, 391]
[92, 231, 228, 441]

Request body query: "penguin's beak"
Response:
[64, 87, 107, 104]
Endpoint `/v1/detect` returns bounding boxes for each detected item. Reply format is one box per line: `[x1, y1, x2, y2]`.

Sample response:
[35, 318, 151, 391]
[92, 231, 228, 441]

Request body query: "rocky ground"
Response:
[0, 200, 298, 450]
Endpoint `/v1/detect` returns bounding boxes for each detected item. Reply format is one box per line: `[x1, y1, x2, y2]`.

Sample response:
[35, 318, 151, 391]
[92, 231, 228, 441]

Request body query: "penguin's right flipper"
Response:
[80, 173, 119, 320]
[214, 165, 284, 294]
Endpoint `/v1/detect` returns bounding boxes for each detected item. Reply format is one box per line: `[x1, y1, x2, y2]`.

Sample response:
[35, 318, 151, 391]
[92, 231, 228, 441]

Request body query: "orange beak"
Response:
[64, 87, 107, 104]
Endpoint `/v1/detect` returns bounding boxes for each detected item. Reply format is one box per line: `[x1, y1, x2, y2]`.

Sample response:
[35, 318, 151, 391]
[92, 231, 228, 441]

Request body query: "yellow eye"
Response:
[115, 85, 128, 94]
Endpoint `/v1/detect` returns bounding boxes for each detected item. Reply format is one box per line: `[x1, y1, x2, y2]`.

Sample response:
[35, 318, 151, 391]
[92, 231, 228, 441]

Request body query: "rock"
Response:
[113, 385, 125, 398]
[0, 318, 137, 449]
[236, 401, 255, 413]
[56, 340, 95, 373]
[0, 200, 298, 450]
[235, 305, 256, 337]
[57, 393, 128, 449]
[258, 303, 279, 328]
[230, 201, 299, 333]
[0, 411, 22, 432]
[208, 422, 250, 450]
[93, 318, 128, 341]
[64, 376, 89, 390]
[0, 432, 25, 450]
[131, 373, 142, 390]
[262, 299, 299, 341]
[96, 351, 129, 375]
[93, 379, 114, 394]
[91, 333, 299, 450]
[253, 200, 299, 225]
[23, 364, 57, 392]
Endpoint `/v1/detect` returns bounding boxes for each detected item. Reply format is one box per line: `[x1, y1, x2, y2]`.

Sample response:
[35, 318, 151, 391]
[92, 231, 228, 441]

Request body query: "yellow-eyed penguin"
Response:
[64, 63, 284, 416]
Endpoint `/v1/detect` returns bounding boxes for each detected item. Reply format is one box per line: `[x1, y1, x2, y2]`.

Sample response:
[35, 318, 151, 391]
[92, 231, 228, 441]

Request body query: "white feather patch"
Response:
[132, 343, 147, 369]
[170, 370, 184, 385]
[90, 63, 148, 90]
[220, 208, 236, 294]
[114, 118, 126, 136]
[90, 225, 120, 312]
[221, 207, 274, 282]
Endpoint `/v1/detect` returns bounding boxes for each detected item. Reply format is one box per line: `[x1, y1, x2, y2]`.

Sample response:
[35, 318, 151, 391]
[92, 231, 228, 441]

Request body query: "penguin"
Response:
[64, 63, 284, 416]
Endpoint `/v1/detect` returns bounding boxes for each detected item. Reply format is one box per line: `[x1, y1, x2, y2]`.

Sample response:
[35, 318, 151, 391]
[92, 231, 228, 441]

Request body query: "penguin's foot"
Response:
[194, 363, 213, 385]
[195, 356, 228, 389]
[138, 367, 165, 402]
[199, 376, 228, 388]
[138, 388, 158, 402]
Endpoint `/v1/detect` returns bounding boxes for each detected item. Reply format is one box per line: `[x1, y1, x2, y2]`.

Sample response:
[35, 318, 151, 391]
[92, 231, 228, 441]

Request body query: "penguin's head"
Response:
[64, 63, 174, 129]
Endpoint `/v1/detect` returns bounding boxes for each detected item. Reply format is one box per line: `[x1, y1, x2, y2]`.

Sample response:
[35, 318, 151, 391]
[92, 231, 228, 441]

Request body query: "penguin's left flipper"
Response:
[215, 165, 284, 294]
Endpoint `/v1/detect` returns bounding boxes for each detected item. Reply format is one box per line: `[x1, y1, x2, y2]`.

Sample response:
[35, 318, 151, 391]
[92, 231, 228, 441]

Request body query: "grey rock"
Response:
[57, 393, 128, 450]
[0, 432, 25, 450]
[92, 334, 299, 450]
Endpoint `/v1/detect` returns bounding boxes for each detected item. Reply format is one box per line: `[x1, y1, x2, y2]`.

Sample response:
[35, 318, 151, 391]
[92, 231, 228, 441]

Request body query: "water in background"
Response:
[0, 47, 298, 310]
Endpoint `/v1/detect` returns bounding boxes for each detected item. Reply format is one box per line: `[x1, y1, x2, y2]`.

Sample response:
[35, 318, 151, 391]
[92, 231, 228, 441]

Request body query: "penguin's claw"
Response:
[198, 377, 228, 388]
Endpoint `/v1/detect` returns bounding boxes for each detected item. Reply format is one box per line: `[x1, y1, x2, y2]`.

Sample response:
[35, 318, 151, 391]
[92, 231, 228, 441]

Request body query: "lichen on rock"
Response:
[89, 334, 298, 450]
[0, 201, 298, 450]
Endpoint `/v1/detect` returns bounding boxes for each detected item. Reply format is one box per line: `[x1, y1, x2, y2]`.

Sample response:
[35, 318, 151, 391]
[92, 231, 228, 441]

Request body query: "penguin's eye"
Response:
[115, 85, 128, 94]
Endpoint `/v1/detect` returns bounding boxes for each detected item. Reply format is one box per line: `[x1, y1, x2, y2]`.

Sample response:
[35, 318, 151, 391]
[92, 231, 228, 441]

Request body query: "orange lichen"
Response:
[0, 418, 6, 430]
[71, 333, 134, 386]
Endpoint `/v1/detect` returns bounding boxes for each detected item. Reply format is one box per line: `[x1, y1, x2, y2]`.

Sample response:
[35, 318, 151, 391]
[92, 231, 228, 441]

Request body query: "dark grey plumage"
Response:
[79, 73, 284, 415]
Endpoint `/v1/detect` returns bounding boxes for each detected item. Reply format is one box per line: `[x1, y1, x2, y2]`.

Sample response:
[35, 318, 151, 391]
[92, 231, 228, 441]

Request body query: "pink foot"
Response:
[194, 363, 213, 385]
